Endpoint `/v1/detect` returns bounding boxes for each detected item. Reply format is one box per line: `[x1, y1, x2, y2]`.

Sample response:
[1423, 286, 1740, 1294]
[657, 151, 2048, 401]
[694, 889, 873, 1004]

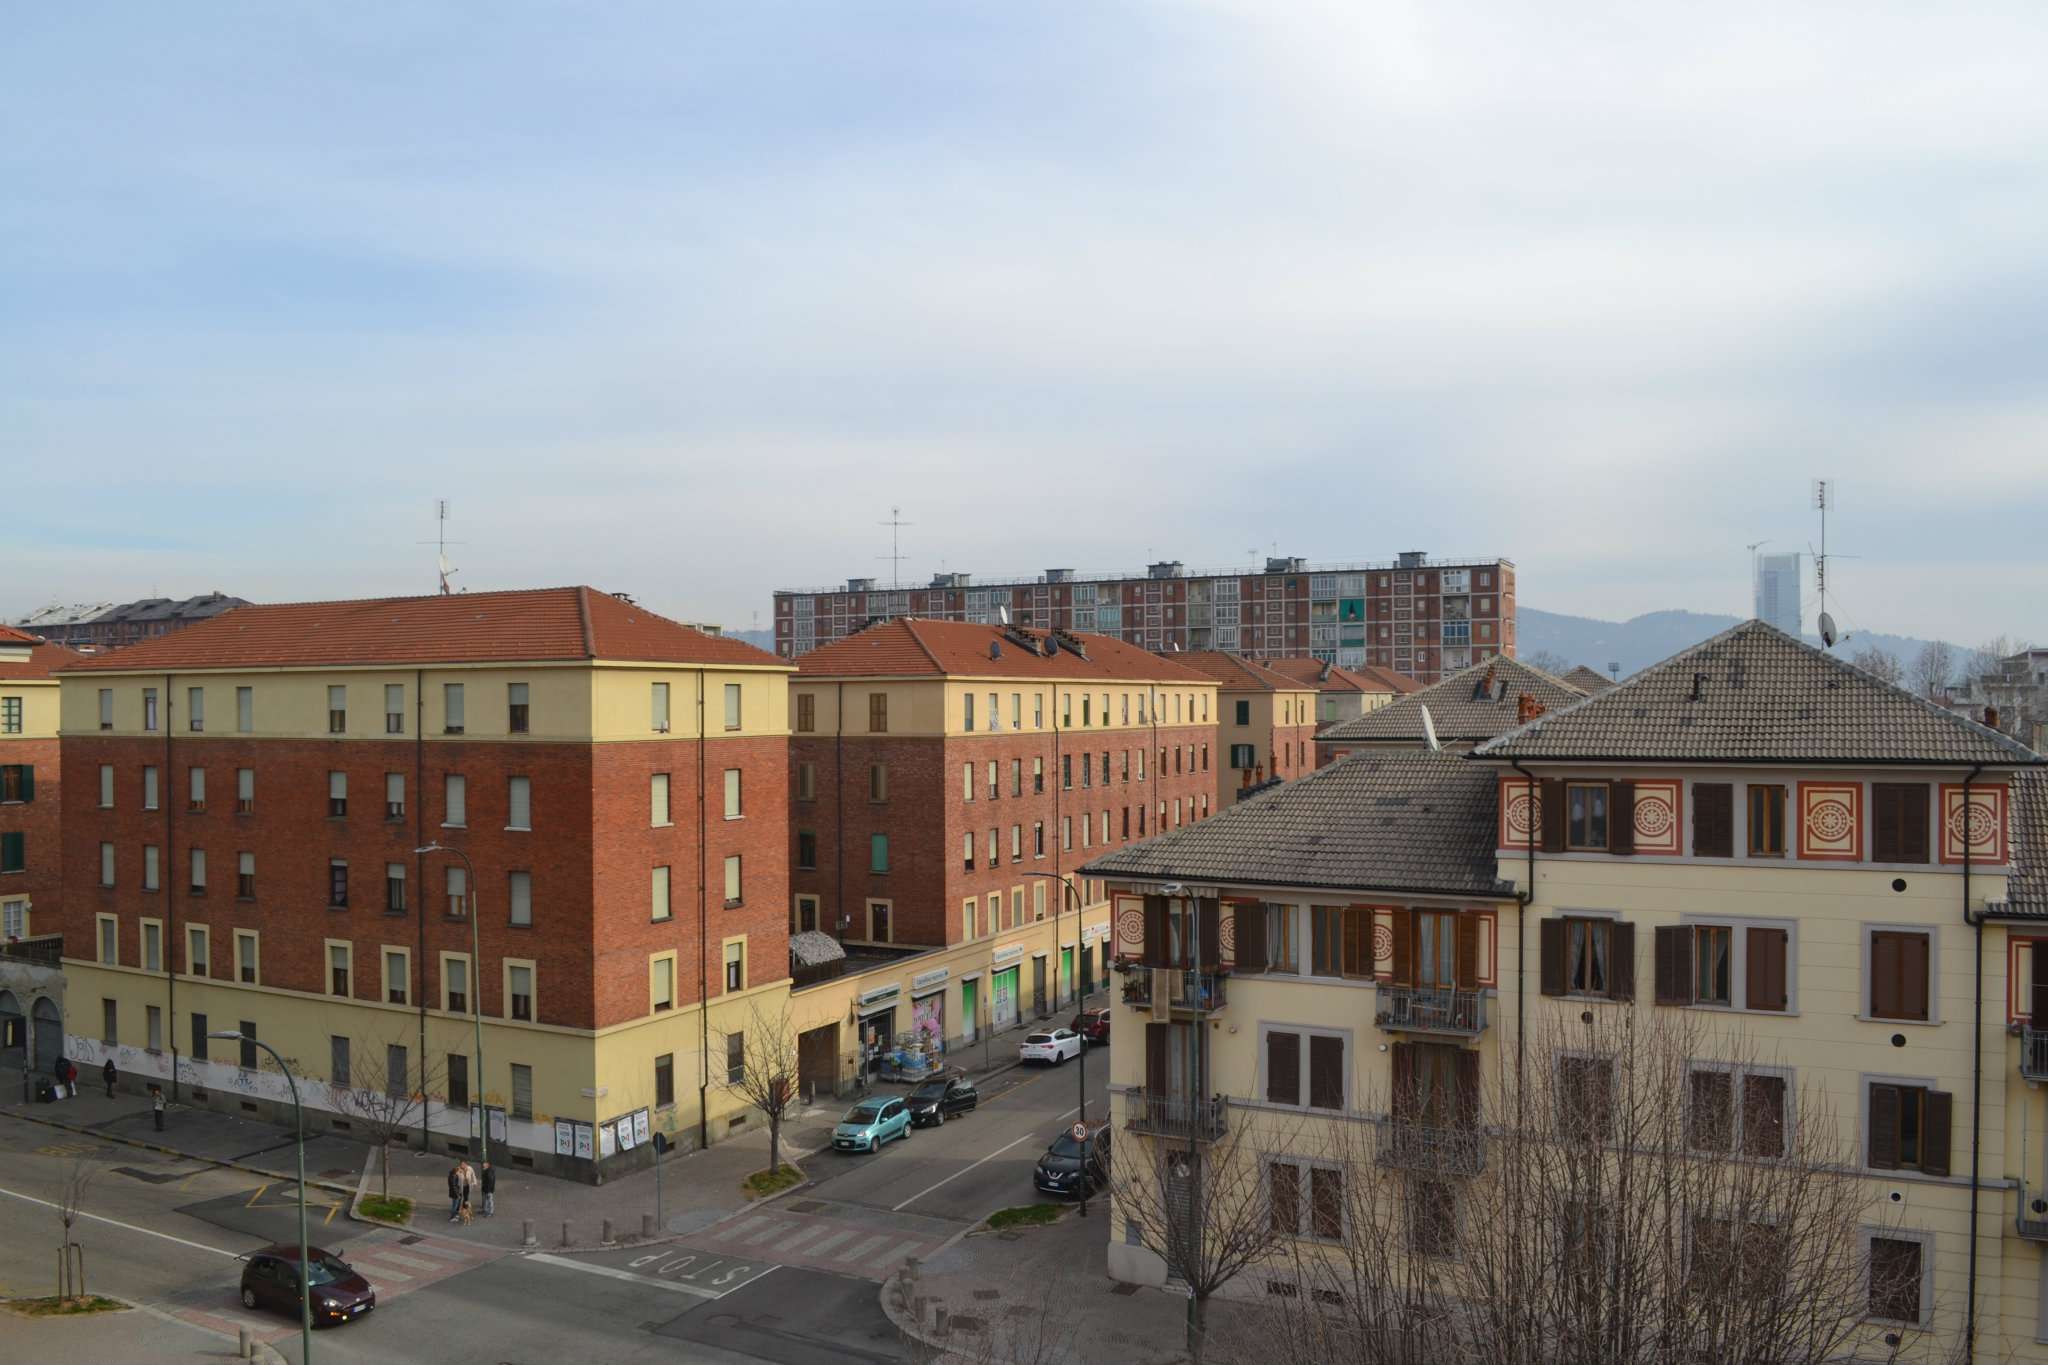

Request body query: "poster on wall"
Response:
[633, 1109, 651, 1145]
[598, 1120, 617, 1159]
[555, 1119, 574, 1157]
[616, 1115, 636, 1151]
[574, 1122, 594, 1160]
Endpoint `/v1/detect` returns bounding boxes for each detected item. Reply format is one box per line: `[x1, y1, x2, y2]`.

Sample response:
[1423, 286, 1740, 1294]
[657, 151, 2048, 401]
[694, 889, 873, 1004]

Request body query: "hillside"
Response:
[1518, 606, 1954, 679]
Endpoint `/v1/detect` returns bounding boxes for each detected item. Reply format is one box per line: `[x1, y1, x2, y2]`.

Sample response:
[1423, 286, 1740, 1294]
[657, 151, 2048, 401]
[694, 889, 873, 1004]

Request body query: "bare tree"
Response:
[1970, 634, 2028, 682]
[1109, 1108, 1295, 1364]
[56, 1155, 95, 1302]
[330, 1035, 445, 1197]
[1851, 645, 1905, 688]
[1524, 650, 1575, 677]
[1910, 641, 1956, 699]
[722, 999, 801, 1180]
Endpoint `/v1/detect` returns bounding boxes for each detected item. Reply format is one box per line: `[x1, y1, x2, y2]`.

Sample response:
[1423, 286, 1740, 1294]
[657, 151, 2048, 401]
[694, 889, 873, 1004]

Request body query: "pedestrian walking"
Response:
[102, 1058, 116, 1099]
[446, 1162, 464, 1222]
[456, 1160, 475, 1224]
[57, 1057, 74, 1099]
[151, 1085, 166, 1131]
[480, 1161, 496, 1218]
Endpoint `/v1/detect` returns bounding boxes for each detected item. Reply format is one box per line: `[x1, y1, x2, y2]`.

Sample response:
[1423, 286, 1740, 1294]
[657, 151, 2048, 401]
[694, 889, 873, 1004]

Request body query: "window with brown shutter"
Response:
[1539, 917, 1567, 997]
[1197, 899, 1221, 969]
[1142, 895, 1168, 969]
[1389, 907, 1414, 985]
[1410, 1179, 1456, 1257]
[1558, 1056, 1613, 1143]
[1551, 917, 1633, 1000]
[1872, 783, 1930, 864]
[1309, 1167, 1344, 1241]
[1266, 1029, 1301, 1106]
[1867, 1082, 1950, 1174]
[1146, 1022, 1169, 1097]
[1609, 780, 1635, 855]
[1233, 903, 1267, 974]
[1693, 782, 1733, 857]
[1307, 1035, 1345, 1111]
[1746, 927, 1789, 1011]
[1540, 779, 1565, 853]
[1455, 914, 1481, 990]
[1654, 925, 1694, 1005]
[1565, 782, 1610, 850]
[1869, 930, 1931, 1021]
[1742, 1073, 1787, 1157]
[1269, 1162, 1300, 1237]
[1686, 1069, 1734, 1151]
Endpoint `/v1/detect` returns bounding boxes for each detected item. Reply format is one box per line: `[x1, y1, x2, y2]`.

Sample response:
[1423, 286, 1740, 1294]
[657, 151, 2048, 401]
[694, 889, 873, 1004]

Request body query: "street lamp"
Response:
[1025, 870, 1090, 1217]
[212, 1031, 310, 1362]
[416, 843, 487, 1170]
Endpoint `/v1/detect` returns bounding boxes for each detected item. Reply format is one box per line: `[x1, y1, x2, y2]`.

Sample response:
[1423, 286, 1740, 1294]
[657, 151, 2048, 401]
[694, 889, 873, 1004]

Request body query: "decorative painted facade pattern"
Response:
[1797, 781, 1863, 861]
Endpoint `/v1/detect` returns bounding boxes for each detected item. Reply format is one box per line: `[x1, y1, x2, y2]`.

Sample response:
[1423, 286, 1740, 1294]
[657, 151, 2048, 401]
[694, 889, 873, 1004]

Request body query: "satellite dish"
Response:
[1818, 611, 1837, 648]
[997, 605, 1010, 625]
[1420, 704, 1441, 752]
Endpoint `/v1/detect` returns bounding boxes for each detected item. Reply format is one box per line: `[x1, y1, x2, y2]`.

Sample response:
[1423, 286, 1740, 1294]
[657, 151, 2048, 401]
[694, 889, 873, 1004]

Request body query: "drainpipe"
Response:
[165, 674, 178, 1102]
[415, 670, 427, 1148]
[1509, 761, 1538, 1089]
[833, 682, 844, 945]
[697, 671, 709, 1153]
[1960, 760, 1987, 1364]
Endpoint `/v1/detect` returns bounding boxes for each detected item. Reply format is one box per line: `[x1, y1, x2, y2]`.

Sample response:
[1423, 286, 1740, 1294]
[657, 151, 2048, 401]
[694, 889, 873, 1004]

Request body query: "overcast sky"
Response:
[6, 3, 2046, 645]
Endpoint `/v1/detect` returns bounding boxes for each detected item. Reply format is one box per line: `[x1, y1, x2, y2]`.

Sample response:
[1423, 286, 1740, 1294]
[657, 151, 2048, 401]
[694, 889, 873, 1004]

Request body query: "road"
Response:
[0, 1047, 1109, 1363]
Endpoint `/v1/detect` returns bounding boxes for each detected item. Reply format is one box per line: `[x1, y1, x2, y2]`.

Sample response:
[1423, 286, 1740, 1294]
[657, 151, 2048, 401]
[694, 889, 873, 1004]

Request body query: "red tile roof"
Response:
[0, 638, 85, 681]
[57, 588, 783, 672]
[1171, 651, 1316, 693]
[0, 625, 41, 645]
[1258, 657, 1421, 696]
[796, 619, 1217, 684]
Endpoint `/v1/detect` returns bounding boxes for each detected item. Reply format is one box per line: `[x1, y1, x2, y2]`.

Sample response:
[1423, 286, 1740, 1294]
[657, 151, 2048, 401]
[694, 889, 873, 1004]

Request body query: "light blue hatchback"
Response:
[833, 1097, 912, 1154]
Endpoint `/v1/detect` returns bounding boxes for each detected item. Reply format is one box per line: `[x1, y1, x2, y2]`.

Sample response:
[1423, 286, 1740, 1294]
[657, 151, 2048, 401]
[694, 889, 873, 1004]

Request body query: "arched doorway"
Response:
[0, 990, 22, 1068]
[31, 997, 61, 1076]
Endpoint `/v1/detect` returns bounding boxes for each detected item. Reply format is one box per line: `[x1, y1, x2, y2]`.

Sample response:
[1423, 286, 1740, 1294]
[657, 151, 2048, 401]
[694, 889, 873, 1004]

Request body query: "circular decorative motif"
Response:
[1633, 797, 1673, 839]
[1370, 921, 1394, 960]
[1218, 915, 1236, 953]
[1505, 793, 1535, 838]
[1947, 802, 1992, 847]
[1809, 799, 1853, 843]
[1115, 906, 1145, 952]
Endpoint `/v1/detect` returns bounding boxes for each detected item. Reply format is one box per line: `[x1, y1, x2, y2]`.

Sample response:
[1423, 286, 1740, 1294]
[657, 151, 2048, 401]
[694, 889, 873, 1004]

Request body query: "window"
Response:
[329, 859, 348, 907]
[385, 1044, 408, 1097]
[1011, 824, 1022, 862]
[510, 1063, 534, 1121]
[1061, 816, 1072, 851]
[328, 770, 347, 817]
[385, 949, 409, 1004]
[0, 698, 18, 735]
[1263, 1027, 1348, 1111]
[239, 1024, 258, 1072]
[507, 682, 530, 733]
[188, 765, 205, 811]
[508, 871, 532, 926]
[989, 692, 1000, 732]
[142, 920, 162, 971]
[98, 688, 113, 730]
[385, 772, 404, 818]
[236, 931, 259, 984]
[1872, 783, 1931, 864]
[98, 764, 113, 808]
[329, 943, 351, 996]
[97, 914, 117, 964]
[444, 774, 466, 826]
[1566, 782, 1608, 850]
[1034, 693, 1044, 728]
[238, 851, 255, 899]
[985, 893, 1000, 937]
[325, 684, 345, 733]
[236, 685, 253, 732]
[448, 1054, 469, 1108]
[189, 847, 207, 893]
[796, 761, 816, 801]
[963, 833, 976, 870]
[1867, 1081, 1951, 1174]
[186, 925, 208, 976]
[1234, 699, 1251, 726]
[1748, 784, 1786, 857]
[988, 760, 999, 799]
[1228, 743, 1256, 769]
[1868, 1235, 1928, 1324]
[1868, 929, 1932, 1022]
[963, 762, 975, 803]
[508, 963, 533, 1020]
[655, 1053, 676, 1108]
[443, 683, 465, 733]
[445, 865, 467, 918]
[652, 865, 672, 920]
[724, 854, 742, 906]
[797, 831, 818, 869]
[0, 832, 21, 874]
[1033, 821, 1045, 857]
[869, 834, 889, 873]
[964, 693, 976, 731]
[867, 692, 886, 733]
[1010, 888, 1024, 928]
[1012, 693, 1022, 729]
[653, 682, 672, 732]
[723, 682, 742, 730]
[143, 687, 159, 731]
[1693, 925, 1731, 1004]
[1033, 757, 1044, 793]
[1310, 905, 1372, 978]
[143, 844, 160, 891]
[508, 776, 531, 830]
[796, 895, 819, 933]
[102, 999, 117, 1045]
[1558, 1055, 1614, 1141]
[1136, 749, 1146, 781]
[186, 686, 205, 731]
[651, 956, 674, 1012]
[1540, 916, 1634, 1000]
[724, 941, 745, 994]
[385, 683, 405, 733]
[1268, 1160, 1345, 1242]
[1010, 758, 1022, 796]
[870, 763, 888, 802]
[1654, 921, 1791, 1011]
[1081, 755, 1092, 790]
[143, 765, 159, 810]
[384, 862, 407, 912]
[651, 772, 671, 825]
[237, 767, 254, 813]
[1686, 1064, 1790, 1158]
[1062, 755, 1073, 790]
[1409, 1178, 1457, 1256]
[445, 956, 469, 1013]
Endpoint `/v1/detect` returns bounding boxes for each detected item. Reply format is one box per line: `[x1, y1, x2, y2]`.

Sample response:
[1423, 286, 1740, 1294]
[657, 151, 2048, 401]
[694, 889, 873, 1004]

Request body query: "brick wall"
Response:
[0, 736, 61, 931]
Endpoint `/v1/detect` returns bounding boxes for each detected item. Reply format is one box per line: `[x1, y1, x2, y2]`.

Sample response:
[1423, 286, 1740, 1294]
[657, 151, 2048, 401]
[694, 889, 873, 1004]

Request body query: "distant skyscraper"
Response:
[1756, 552, 1802, 637]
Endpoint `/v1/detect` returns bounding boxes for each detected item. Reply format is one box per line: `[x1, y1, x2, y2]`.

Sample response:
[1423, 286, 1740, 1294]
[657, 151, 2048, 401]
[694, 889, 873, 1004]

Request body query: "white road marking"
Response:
[0, 1184, 243, 1258]
[392, 1238, 472, 1261]
[361, 1265, 416, 1283]
[772, 1224, 824, 1252]
[743, 1220, 786, 1245]
[524, 1253, 724, 1299]
[804, 1228, 857, 1257]
[714, 1215, 766, 1242]
[836, 1233, 889, 1263]
[889, 1104, 1081, 1212]
[361, 1251, 441, 1274]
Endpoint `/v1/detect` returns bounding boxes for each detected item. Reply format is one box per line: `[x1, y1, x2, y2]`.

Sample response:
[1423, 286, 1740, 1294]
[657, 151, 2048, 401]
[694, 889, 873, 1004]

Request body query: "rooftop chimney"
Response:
[1985, 705, 2001, 731]
[1517, 693, 1546, 724]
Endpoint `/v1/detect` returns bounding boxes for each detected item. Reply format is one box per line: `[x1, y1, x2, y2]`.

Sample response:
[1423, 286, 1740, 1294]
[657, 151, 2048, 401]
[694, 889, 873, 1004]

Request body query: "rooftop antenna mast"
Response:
[418, 499, 465, 595]
[1745, 539, 1769, 619]
[1811, 480, 1836, 647]
[877, 506, 914, 590]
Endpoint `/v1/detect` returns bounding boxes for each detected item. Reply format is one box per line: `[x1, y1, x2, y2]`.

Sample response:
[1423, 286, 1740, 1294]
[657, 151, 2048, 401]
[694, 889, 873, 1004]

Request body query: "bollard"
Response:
[522, 1218, 537, 1248]
[601, 1217, 615, 1246]
[561, 1220, 572, 1248]
[933, 1305, 948, 1335]
[238, 1326, 252, 1359]
[642, 1212, 655, 1239]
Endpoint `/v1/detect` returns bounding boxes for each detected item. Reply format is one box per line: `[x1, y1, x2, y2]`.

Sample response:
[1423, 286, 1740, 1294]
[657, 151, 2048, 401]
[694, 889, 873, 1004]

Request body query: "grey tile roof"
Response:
[1565, 665, 1617, 693]
[1476, 620, 2046, 767]
[1080, 749, 1512, 899]
[2009, 769, 2048, 915]
[1318, 655, 1587, 745]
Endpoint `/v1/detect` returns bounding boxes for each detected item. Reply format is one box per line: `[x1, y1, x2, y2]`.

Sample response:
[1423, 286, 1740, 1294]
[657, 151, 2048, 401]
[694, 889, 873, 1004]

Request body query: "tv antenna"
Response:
[1811, 480, 1837, 647]
[877, 506, 914, 589]
[418, 499, 465, 595]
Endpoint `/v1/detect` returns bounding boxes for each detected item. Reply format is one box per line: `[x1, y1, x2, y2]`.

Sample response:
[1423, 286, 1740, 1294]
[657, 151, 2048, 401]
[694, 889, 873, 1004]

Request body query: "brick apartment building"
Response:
[1170, 652, 1320, 808]
[773, 551, 1516, 684]
[16, 593, 247, 652]
[53, 587, 794, 1175]
[2, 626, 77, 944]
[788, 619, 1219, 1033]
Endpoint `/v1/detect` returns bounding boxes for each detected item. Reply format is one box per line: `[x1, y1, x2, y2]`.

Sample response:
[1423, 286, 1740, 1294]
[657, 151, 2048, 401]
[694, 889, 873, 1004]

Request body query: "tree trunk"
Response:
[769, 1112, 782, 1178]
[1189, 1291, 1208, 1365]
[380, 1143, 390, 1197]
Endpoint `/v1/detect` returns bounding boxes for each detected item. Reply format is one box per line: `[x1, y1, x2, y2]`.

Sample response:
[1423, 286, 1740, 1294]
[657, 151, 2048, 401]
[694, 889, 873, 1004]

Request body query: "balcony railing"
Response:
[1118, 967, 1226, 1014]
[2021, 1027, 2048, 1083]
[1373, 1119, 1484, 1176]
[1123, 1089, 1229, 1143]
[0, 934, 63, 968]
[1376, 985, 1487, 1038]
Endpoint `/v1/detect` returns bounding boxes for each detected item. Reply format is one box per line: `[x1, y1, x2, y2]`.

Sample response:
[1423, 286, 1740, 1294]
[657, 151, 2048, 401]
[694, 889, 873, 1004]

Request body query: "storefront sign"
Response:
[858, 983, 901, 1007]
[1082, 922, 1111, 943]
[992, 943, 1025, 965]
[911, 966, 950, 992]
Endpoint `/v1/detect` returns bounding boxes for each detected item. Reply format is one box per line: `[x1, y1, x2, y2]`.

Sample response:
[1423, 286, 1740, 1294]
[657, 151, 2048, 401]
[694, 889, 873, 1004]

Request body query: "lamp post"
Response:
[1025, 871, 1090, 1216]
[213, 1031, 310, 1362]
[1159, 880, 1199, 1359]
[416, 843, 486, 1170]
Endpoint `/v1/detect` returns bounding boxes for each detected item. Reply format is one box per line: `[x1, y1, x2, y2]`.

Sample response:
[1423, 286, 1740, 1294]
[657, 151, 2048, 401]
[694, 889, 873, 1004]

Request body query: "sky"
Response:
[6, 3, 2047, 646]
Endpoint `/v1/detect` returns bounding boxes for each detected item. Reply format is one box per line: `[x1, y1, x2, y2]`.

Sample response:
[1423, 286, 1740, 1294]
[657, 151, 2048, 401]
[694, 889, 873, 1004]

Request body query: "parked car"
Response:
[1034, 1123, 1113, 1198]
[1019, 1028, 1084, 1066]
[834, 1096, 912, 1153]
[239, 1245, 375, 1326]
[905, 1075, 979, 1127]
[1071, 1007, 1111, 1045]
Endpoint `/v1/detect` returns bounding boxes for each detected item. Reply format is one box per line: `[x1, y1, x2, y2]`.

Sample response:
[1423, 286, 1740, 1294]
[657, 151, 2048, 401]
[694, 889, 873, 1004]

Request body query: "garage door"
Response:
[797, 1024, 839, 1101]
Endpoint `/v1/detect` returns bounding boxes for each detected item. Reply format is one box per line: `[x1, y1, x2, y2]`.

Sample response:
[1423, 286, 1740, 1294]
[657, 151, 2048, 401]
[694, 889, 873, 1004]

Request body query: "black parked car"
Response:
[240, 1245, 375, 1326]
[905, 1075, 979, 1127]
[1033, 1123, 1112, 1198]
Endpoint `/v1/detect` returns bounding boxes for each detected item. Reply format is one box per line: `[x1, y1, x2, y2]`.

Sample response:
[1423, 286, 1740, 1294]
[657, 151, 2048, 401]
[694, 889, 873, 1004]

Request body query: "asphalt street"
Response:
[0, 1046, 1111, 1363]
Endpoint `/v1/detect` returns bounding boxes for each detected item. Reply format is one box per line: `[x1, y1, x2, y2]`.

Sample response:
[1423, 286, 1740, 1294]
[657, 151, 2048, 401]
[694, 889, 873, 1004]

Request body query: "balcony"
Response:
[1373, 1119, 1484, 1176]
[2022, 1027, 2048, 1083]
[1375, 985, 1487, 1039]
[1123, 1089, 1229, 1144]
[1119, 967, 1227, 1014]
[0, 934, 63, 968]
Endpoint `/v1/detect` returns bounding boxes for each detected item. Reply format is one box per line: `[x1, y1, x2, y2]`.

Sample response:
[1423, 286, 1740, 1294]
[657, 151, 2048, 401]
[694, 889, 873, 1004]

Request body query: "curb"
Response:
[5, 1108, 356, 1197]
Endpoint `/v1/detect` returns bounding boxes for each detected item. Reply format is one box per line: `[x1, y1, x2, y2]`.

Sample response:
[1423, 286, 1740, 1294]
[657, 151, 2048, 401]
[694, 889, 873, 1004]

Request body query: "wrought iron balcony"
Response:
[1123, 1089, 1229, 1143]
[1373, 1119, 1484, 1176]
[1118, 967, 1226, 1014]
[0, 933, 62, 968]
[2021, 1027, 2048, 1083]
[1375, 985, 1487, 1038]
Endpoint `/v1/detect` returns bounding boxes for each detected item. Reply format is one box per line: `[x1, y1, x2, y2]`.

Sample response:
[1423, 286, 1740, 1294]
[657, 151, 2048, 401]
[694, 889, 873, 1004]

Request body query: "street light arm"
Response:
[211, 1032, 310, 1360]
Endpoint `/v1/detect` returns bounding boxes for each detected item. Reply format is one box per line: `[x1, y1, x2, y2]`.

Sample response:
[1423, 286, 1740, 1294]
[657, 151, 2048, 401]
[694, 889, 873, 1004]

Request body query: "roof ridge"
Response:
[576, 586, 598, 658]
[899, 619, 951, 673]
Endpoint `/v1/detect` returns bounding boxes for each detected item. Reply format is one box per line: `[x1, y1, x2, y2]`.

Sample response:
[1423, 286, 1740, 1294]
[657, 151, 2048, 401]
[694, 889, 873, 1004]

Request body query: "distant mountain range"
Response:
[1517, 606, 1951, 680]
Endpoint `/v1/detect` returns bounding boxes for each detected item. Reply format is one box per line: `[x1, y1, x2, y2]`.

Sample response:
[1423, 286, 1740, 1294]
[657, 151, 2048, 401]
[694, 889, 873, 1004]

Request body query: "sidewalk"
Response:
[1, 1302, 287, 1365]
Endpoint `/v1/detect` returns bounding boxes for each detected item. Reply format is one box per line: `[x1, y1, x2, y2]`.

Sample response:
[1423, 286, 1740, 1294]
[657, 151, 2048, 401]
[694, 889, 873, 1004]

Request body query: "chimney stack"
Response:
[1985, 705, 2001, 731]
[1517, 693, 1546, 724]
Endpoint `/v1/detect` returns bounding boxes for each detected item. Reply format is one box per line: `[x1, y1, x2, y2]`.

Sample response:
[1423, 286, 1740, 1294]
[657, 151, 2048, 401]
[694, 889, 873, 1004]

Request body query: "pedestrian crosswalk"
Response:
[697, 1201, 960, 1280]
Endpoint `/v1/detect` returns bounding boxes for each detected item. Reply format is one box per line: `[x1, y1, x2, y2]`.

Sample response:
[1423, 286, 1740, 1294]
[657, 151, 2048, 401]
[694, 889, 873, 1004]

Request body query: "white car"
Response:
[1019, 1028, 1083, 1066]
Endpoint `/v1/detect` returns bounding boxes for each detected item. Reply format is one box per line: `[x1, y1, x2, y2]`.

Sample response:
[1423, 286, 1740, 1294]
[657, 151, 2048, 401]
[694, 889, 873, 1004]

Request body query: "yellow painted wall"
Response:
[0, 677, 61, 738]
[790, 676, 1221, 742]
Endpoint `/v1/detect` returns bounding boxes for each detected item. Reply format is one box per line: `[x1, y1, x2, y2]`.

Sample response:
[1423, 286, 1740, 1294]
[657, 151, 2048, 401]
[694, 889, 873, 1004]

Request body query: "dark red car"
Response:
[239, 1245, 375, 1326]
[1071, 1007, 1111, 1045]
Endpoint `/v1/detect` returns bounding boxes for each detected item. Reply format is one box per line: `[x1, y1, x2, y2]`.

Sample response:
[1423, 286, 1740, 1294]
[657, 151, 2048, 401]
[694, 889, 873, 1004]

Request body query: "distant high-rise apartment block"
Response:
[1755, 553, 1802, 637]
[774, 551, 1516, 686]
